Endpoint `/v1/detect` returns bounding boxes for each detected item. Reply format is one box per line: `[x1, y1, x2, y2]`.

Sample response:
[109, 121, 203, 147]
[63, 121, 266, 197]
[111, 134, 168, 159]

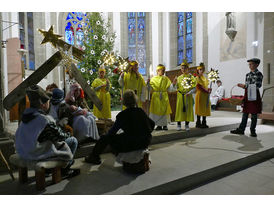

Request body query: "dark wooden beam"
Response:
[3, 51, 62, 110]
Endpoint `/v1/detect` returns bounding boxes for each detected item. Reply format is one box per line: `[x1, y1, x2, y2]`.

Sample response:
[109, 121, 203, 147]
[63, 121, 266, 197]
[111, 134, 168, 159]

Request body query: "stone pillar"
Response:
[163, 12, 170, 70]
[202, 12, 208, 70]
[0, 13, 5, 134]
[169, 12, 178, 70]
[152, 12, 159, 75]
[263, 12, 274, 112]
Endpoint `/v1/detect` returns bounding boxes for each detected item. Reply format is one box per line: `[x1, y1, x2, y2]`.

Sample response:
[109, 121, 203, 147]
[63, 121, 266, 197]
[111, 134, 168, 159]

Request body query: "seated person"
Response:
[48, 88, 65, 121]
[85, 89, 155, 165]
[65, 83, 100, 144]
[210, 80, 225, 110]
[15, 85, 80, 178]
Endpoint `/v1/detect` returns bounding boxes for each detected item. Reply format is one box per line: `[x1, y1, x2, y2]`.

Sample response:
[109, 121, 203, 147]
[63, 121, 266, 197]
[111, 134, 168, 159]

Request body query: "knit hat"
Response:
[51, 88, 64, 105]
[26, 85, 50, 107]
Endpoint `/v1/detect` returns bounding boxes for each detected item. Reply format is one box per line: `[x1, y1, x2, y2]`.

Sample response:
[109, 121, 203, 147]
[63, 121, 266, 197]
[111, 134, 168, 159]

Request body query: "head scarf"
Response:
[65, 83, 84, 104]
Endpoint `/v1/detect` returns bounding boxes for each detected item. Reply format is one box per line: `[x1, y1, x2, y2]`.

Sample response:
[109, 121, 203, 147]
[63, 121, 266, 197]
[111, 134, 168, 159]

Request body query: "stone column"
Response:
[0, 13, 5, 134]
[263, 12, 274, 112]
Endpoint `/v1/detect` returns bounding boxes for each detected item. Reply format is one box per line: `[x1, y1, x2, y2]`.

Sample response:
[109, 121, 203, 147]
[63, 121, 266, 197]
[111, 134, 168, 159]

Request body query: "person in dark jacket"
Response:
[230, 58, 263, 137]
[85, 89, 155, 164]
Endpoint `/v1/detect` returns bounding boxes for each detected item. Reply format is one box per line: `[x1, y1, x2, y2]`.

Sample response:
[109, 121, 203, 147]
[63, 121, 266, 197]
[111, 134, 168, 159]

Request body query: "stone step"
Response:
[74, 121, 249, 159]
[133, 147, 274, 195]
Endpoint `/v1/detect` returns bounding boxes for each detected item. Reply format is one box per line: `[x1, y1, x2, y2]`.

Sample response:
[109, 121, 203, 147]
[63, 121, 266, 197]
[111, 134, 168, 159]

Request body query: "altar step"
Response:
[133, 147, 274, 195]
[75, 121, 249, 158]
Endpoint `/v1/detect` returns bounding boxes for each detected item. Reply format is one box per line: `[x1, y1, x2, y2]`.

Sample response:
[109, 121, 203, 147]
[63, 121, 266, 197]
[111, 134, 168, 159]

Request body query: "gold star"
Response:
[59, 46, 78, 70]
[38, 25, 62, 47]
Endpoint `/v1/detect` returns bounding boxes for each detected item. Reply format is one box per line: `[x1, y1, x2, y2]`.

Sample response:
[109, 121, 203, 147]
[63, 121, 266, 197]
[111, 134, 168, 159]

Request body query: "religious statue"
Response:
[225, 12, 237, 41]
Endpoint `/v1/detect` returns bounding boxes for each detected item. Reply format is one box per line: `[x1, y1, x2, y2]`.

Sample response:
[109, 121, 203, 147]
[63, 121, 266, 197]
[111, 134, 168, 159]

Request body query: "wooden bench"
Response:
[9, 154, 68, 191]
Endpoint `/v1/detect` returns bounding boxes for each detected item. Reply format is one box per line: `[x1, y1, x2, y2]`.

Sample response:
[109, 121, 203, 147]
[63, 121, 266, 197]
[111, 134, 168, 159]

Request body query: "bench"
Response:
[9, 154, 68, 190]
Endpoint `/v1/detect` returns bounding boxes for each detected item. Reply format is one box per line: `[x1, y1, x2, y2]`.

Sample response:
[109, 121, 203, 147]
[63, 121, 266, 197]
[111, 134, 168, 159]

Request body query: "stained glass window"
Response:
[177, 12, 193, 65]
[65, 12, 88, 50]
[128, 12, 146, 75]
[19, 12, 35, 70]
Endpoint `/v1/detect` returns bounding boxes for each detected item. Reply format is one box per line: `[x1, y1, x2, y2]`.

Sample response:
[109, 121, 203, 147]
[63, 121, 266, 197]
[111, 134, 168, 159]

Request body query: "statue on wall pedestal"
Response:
[225, 12, 237, 41]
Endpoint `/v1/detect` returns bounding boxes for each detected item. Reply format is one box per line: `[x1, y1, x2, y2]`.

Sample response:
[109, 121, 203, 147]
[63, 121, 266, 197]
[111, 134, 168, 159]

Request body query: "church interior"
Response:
[1, 7, 274, 199]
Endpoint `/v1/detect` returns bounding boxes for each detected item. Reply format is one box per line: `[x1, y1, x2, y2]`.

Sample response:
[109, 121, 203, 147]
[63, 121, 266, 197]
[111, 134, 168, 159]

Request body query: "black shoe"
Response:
[155, 126, 162, 131]
[162, 126, 168, 130]
[201, 122, 209, 128]
[230, 128, 244, 135]
[250, 132, 257, 137]
[85, 155, 102, 165]
[200, 124, 209, 128]
[61, 168, 80, 179]
[196, 122, 202, 128]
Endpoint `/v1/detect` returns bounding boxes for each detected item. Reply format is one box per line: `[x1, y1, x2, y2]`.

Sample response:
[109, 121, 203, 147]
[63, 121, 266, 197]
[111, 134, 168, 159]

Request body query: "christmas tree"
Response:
[79, 12, 122, 108]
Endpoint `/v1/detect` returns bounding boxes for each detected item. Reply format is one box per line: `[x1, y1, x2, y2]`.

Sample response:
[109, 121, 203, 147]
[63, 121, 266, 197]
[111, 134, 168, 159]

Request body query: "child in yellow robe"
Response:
[195, 64, 212, 128]
[118, 60, 146, 109]
[171, 62, 197, 131]
[149, 64, 172, 130]
[92, 66, 111, 119]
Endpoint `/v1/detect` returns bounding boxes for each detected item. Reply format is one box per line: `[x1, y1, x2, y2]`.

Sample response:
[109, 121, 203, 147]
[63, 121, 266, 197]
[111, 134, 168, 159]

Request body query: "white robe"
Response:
[72, 107, 100, 141]
[210, 85, 225, 105]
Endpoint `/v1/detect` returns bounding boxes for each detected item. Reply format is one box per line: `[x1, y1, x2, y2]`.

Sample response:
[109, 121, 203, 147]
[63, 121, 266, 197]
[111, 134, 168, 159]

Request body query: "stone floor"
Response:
[1, 110, 274, 195]
[0, 111, 274, 195]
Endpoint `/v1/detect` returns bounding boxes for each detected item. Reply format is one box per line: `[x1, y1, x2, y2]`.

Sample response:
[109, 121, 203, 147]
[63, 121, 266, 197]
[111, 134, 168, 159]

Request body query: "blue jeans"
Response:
[65, 136, 78, 166]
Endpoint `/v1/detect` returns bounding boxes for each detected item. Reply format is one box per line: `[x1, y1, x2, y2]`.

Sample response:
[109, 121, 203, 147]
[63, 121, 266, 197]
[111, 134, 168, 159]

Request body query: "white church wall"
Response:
[113, 12, 121, 53]
[195, 12, 203, 65]
[207, 12, 264, 98]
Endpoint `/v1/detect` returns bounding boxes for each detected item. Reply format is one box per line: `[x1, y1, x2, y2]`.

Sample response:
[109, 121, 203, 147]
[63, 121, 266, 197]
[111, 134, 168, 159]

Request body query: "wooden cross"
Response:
[3, 26, 103, 112]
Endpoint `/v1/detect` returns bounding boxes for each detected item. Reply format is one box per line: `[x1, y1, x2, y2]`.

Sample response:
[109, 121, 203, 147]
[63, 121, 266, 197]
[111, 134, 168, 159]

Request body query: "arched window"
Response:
[177, 12, 193, 65]
[65, 12, 88, 50]
[128, 12, 146, 75]
[19, 12, 35, 70]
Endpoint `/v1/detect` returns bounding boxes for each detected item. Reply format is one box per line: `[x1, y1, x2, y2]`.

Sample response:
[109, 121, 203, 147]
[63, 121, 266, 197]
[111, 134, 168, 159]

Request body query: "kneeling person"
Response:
[85, 89, 155, 166]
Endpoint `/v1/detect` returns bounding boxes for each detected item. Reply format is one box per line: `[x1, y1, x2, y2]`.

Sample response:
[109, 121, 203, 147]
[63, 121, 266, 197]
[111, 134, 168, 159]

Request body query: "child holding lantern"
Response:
[171, 60, 197, 131]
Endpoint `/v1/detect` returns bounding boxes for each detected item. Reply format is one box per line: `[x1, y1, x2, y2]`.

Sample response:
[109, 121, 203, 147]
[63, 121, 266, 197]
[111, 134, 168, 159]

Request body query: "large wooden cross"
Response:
[3, 26, 102, 111]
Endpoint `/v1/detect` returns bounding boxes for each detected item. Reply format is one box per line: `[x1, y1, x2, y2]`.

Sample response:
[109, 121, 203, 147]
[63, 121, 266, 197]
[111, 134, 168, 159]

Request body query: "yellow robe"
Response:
[175, 74, 197, 122]
[195, 75, 211, 116]
[123, 71, 146, 108]
[92, 78, 111, 119]
[149, 75, 172, 116]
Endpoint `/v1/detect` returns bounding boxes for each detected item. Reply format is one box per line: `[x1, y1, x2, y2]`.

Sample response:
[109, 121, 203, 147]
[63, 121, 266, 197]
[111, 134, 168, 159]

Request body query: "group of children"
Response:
[94, 60, 213, 132]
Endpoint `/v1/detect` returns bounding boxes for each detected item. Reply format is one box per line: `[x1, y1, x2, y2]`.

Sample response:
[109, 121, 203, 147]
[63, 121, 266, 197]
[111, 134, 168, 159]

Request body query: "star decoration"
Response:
[59, 46, 78, 70]
[38, 25, 62, 48]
